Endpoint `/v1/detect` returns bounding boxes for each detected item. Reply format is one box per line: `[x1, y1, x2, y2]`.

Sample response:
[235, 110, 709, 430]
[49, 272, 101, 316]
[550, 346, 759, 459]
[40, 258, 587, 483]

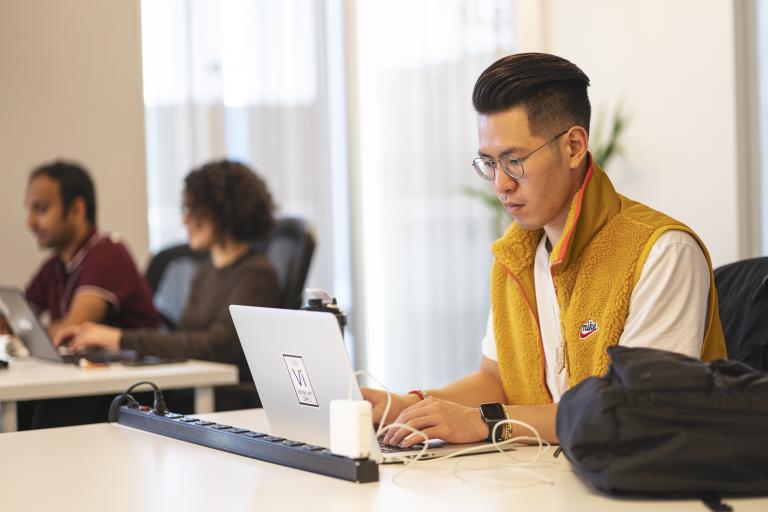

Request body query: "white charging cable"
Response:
[348, 370, 432, 461]
[347, 370, 553, 484]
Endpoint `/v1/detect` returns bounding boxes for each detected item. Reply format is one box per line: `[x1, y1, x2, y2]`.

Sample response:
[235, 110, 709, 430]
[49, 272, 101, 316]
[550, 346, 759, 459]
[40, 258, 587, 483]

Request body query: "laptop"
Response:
[230, 305, 514, 464]
[0, 286, 136, 364]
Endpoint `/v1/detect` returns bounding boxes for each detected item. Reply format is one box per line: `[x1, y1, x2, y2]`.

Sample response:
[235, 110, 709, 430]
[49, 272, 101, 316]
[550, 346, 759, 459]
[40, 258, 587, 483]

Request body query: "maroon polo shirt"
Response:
[25, 230, 160, 329]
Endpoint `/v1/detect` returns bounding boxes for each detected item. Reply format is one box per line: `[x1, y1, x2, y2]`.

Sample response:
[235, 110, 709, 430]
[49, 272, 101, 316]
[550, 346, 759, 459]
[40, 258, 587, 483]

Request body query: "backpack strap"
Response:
[702, 494, 733, 512]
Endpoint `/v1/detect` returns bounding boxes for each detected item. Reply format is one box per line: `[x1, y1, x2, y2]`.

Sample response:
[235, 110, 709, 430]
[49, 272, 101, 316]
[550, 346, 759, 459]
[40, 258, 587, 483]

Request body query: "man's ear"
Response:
[65, 196, 87, 222]
[566, 126, 589, 169]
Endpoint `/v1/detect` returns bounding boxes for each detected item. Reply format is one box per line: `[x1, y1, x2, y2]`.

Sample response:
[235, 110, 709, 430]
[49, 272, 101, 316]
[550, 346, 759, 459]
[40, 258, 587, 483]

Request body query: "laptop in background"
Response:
[0, 286, 136, 364]
[230, 305, 513, 463]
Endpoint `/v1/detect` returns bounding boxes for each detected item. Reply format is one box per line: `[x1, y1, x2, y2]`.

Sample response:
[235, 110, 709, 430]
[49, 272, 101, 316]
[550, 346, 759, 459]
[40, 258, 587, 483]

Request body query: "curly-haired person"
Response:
[55, 160, 280, 392]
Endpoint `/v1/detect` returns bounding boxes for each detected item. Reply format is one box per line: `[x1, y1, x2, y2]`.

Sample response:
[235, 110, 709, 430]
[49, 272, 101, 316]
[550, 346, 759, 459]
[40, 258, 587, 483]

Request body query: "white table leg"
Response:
[1, 401, 18, 433]
[194, 386, 214, 413]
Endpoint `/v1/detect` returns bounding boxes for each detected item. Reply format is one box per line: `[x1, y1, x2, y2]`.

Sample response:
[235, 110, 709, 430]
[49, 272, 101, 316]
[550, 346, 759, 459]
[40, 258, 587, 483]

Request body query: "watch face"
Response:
[480, 402, 506, 421]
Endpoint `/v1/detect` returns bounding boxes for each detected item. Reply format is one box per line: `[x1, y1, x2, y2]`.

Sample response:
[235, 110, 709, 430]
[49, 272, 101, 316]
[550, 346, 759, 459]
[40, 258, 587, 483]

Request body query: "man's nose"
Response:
[492, 169, 519, 196]
[26, 211, 36, 230]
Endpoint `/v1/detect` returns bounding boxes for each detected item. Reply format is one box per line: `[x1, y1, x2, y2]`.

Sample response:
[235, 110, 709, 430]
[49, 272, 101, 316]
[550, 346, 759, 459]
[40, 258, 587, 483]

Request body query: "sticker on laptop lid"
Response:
[283, 354, 319, 407]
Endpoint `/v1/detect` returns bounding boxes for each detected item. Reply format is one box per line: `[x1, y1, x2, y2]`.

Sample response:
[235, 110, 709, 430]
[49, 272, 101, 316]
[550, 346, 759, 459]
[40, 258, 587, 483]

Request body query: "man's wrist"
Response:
[476, 409, 492, 441]
[407, 389, 428, 401]
[404, 391, 423, 407]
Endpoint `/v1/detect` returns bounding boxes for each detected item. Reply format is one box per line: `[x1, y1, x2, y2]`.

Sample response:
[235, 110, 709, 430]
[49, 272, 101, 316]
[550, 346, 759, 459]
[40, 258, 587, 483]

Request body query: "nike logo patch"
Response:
[579, 320, 599, 340]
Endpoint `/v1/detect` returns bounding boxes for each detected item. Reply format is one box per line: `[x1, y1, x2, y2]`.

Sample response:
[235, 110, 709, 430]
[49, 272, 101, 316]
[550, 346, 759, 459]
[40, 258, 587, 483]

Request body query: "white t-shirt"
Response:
[481, 230, 709, 402]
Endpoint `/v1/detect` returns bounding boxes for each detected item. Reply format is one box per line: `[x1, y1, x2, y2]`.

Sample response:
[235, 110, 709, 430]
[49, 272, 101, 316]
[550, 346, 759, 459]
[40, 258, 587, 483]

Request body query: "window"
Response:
[141, 0, 516, 388]
[351, 0, 516, 388]
[141, 0, 345, 300]
[757, 0, 768, 252]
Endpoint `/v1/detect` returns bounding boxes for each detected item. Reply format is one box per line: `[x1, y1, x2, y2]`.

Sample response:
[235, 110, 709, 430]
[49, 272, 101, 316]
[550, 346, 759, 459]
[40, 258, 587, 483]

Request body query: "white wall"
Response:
[0, 0, 149, 287]
[517, 0, 743, 267]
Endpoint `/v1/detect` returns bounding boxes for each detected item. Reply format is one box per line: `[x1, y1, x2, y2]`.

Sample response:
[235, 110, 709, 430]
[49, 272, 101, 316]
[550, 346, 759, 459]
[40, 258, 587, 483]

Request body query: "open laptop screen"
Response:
[0, 287, 62, 362]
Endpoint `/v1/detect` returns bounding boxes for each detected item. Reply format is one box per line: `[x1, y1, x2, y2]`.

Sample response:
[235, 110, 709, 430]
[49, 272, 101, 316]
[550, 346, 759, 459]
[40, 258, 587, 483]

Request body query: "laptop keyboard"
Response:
[378, 440, 427, 453]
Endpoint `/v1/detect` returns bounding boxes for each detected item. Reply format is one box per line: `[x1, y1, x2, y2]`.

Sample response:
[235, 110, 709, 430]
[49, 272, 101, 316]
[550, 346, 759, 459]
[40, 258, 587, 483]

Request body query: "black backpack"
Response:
[714, 257, 768, 371]
[556, 345, 768, 502]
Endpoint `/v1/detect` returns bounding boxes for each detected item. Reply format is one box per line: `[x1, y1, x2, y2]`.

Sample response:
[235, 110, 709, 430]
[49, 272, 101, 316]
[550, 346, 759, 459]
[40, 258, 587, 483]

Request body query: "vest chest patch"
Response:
[579, 320, 599, 340]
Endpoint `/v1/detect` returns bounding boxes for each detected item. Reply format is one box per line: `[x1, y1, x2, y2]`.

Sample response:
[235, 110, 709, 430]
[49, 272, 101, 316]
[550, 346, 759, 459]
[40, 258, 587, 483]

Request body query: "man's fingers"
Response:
[67, 336, 86, 352]
[384, 416, 434, 446]
[65, 326, 98, 351]
[69, 335, 102, 352]
[401, 426, 440, 448]
[53, 324, 79, 347]
[382, 412, 408, 443]
[383, 404, 432, 443]
[68, 340, 84, 352]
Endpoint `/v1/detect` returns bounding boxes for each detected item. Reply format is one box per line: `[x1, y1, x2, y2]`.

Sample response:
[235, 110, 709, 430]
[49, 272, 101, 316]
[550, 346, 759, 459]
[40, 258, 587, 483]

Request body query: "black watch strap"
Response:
[479, 402, 506, 442]
[486, 420, 503, 442]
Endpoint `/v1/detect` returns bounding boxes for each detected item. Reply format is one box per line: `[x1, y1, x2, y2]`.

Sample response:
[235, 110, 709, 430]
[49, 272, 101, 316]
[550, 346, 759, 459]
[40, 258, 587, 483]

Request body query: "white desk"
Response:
[0, 358, 238, 432]
[1, 408, 765, 512]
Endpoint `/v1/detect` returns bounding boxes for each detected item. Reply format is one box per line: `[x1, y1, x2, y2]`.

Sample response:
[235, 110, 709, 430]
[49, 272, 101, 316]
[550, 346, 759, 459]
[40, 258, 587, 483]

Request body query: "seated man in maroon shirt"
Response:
[24, 160, 160, 337]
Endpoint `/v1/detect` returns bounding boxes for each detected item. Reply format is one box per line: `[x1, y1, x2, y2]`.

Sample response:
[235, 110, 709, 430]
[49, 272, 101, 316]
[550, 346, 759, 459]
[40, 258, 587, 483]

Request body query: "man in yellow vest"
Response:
[363, 53, 727, 446]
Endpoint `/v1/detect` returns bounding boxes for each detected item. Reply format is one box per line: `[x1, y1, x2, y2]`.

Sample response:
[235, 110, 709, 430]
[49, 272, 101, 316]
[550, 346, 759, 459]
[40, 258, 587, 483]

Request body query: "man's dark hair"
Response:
[183, 159, 275, 241]
[29, 160, 97, 224]
[472, 53, 591, 135]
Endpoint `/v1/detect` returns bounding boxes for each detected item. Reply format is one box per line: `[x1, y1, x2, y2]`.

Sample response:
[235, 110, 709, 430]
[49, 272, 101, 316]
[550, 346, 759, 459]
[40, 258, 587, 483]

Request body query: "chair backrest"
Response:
[144, 217, 316, 328]
[145, 244, 208, 329]
[264, 217, 316, 309]
[713, 256, 768, 371]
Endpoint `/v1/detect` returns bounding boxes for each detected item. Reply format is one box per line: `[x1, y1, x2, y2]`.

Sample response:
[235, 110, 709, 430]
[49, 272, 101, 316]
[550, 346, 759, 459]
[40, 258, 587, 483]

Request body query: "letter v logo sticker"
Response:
[283, 354, 319, 407]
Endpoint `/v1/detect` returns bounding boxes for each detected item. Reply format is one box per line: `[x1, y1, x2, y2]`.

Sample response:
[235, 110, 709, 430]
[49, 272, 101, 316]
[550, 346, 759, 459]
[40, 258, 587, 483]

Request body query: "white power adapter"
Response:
[329, 399, 372, 459]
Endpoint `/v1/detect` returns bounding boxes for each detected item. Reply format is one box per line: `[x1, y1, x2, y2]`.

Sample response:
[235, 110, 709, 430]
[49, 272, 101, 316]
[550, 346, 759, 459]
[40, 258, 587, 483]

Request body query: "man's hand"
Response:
[382, 397, 489, 447]
[53, 322, 121, 352]
[360, 387, 420, 426]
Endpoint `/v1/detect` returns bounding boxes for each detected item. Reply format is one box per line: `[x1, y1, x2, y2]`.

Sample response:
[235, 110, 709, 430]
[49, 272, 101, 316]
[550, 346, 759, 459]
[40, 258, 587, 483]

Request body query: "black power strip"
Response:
[115, 405, 379, 483]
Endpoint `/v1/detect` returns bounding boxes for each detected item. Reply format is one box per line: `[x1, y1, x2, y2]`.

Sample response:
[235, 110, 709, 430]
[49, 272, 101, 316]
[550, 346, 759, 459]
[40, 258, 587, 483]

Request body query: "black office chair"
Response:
[714, 257, 768, 371]
[145, 217, 316, 327]
[143, 217, 316, 411]
[264, 217, 316, 309]
[145, 244, 208, 330]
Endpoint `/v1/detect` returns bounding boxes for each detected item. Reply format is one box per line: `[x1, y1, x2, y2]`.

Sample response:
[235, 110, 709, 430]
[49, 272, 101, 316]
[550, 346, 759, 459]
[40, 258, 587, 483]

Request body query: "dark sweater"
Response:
[120, 251, 279, 380]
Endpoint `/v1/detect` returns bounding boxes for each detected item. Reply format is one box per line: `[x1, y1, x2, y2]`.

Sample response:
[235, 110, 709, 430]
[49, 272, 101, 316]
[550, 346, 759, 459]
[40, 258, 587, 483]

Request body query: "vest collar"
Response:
[491, 154, 621, 274]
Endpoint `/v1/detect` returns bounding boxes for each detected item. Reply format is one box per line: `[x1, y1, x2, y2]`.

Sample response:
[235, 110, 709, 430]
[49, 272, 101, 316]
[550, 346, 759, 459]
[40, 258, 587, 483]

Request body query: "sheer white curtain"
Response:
[141, 0, 516, 390]
[758, 0, 768, 252]
[350, 1, 516, 389]
[141, 0, 348, 299]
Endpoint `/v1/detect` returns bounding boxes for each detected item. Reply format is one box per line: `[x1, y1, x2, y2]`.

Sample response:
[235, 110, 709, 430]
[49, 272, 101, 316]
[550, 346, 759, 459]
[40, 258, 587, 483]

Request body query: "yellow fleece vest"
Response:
[490, 159, 727, 405]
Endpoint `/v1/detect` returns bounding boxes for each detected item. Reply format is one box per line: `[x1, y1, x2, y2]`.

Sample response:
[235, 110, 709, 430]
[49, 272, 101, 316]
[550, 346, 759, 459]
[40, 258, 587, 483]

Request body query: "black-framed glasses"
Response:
[472, 129, 569, 181]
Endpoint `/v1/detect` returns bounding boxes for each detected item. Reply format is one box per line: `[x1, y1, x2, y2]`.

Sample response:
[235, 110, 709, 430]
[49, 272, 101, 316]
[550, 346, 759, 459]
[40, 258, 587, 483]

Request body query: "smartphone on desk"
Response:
[122, 355, 188, 367]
